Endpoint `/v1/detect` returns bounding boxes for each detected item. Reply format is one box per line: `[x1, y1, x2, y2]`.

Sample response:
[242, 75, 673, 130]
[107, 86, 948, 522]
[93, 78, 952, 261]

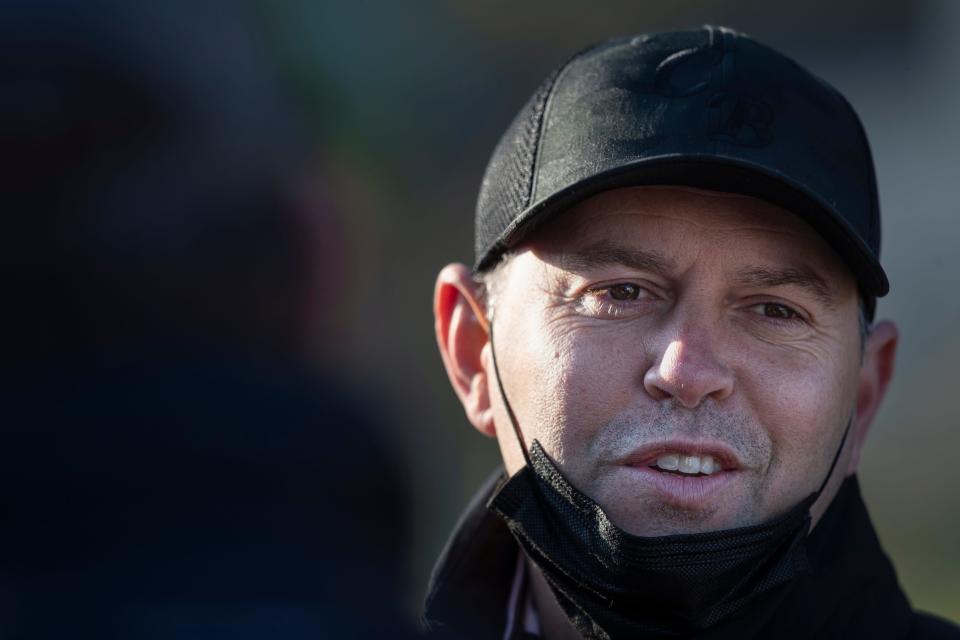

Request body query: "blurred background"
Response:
[3, 0, 957, 634]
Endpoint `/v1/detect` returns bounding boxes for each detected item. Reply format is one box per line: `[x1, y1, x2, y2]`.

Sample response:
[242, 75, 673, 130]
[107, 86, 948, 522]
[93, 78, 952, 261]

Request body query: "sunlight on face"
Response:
[489, 186, 863, 536]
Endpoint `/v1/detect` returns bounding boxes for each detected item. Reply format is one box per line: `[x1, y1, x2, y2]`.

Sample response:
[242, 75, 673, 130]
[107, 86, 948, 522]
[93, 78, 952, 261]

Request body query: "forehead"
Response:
[525, 186, 853, 285]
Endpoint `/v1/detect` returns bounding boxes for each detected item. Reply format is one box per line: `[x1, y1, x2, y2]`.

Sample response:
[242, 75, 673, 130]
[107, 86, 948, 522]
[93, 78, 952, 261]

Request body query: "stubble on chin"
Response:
[573, 401, 774, 535]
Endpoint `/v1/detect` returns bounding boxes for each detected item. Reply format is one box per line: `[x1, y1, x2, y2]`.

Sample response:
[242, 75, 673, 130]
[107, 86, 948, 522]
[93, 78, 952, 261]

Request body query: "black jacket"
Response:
[424, 472, 959, 639]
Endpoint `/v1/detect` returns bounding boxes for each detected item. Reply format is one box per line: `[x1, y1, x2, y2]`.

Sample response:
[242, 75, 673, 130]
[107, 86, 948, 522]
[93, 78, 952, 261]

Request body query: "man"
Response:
[424, 27, 960, 639]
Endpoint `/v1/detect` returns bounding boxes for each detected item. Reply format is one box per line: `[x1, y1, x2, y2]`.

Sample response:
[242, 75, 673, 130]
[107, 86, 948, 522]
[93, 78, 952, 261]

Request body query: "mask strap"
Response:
[812, 417, 852, 501]
[488, 320, 533, 468]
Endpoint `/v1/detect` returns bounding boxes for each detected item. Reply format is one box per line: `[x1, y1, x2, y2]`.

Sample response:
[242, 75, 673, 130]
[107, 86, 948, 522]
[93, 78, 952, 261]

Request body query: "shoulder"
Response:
[909, 612, 960, 639]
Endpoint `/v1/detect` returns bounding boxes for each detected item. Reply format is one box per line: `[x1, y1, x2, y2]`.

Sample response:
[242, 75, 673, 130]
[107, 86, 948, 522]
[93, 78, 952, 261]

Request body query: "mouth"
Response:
[649, 452, 724, 476]
[617, 442, 743, 507]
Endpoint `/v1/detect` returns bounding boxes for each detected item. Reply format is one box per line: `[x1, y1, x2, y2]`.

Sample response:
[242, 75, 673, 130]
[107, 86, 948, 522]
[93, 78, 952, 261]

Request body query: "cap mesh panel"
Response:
[474, 69, 560, 271]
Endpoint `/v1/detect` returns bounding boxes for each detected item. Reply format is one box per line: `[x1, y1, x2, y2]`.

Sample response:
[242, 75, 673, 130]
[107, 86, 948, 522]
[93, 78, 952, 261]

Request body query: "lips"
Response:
[621, 441, 742, 472]
[617, 441, 743, 507]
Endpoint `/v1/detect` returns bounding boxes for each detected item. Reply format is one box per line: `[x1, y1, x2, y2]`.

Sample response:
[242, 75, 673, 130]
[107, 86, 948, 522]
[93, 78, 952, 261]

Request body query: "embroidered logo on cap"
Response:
[653, 29, 774, 148]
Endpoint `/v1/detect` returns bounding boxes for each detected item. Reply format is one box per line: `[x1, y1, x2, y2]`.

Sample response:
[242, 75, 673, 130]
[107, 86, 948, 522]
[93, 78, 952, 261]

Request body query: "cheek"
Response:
[538, 328, 644, 465]
[737, 345, 859, 505]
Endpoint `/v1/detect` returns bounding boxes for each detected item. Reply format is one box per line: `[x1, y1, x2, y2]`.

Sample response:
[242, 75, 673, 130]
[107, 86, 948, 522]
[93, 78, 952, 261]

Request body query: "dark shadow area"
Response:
[1, 1, 414, 636]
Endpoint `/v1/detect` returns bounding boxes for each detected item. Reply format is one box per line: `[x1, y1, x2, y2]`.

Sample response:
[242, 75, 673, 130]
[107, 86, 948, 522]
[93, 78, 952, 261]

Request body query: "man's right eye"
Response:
[608, 283, 641, 301]
[578, 282, 657, 319]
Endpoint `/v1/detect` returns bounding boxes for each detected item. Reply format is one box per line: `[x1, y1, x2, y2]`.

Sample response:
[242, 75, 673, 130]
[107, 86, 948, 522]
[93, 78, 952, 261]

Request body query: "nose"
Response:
[643, 335, 735, 408]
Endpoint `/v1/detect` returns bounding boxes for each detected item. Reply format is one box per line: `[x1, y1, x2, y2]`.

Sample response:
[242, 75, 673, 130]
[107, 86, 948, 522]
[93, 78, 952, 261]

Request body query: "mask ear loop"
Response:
[812, 417, 852, 502]
[487, 318, 534, 469]
[457, 287, 533, 469]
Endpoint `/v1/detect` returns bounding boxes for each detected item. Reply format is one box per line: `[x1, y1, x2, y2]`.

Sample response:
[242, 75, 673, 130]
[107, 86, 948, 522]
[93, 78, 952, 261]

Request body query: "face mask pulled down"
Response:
[485, 330, 849, 639]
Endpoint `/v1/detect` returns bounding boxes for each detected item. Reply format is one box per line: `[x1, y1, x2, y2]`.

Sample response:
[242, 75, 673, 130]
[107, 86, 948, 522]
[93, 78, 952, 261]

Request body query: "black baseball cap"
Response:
[474, 26, 888, 313]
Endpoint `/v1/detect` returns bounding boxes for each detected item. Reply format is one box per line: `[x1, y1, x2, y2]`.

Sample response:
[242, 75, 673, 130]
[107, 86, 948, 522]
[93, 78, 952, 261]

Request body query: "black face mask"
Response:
[485, 330, 850, 639]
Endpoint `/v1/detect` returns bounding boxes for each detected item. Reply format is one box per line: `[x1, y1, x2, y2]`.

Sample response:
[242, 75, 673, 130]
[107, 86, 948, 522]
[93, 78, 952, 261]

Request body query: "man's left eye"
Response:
[752, 302, 800, 320]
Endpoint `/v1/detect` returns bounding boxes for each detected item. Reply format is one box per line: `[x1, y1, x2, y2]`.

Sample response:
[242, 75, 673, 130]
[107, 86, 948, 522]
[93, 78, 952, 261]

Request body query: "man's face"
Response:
[485, 186, 865, 536]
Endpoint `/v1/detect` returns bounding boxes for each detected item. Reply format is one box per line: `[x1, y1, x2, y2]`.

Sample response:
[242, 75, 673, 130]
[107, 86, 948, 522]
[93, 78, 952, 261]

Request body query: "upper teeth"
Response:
[654, 454, 718, 475]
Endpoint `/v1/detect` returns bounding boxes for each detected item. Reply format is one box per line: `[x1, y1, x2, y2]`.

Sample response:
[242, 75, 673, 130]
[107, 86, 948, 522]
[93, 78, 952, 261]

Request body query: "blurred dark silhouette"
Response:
[1, 1, 413, 637]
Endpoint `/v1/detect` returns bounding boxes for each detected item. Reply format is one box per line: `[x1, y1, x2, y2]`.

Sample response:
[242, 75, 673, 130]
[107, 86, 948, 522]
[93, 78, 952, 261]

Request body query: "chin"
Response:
[598, 463, 760, 536]
[609, 503, 736, 537]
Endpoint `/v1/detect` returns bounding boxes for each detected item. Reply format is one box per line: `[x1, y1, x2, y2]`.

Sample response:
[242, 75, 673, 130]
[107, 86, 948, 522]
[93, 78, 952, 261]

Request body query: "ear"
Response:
[847, 320, 898, 474]
[434, 263, 495, 437]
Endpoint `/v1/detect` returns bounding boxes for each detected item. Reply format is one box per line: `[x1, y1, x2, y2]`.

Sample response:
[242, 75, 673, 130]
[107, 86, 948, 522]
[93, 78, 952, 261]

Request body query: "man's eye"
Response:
[608, 283, 641, 301]
[753, 302, 800, 320]
[579, 283, 653, 318]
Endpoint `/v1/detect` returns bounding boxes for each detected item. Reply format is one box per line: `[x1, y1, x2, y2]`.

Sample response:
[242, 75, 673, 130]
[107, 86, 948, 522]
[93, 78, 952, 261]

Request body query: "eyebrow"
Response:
[558, 243, 676, 275]
[733, 266, 836, 307]
[556, 242, 837, 307]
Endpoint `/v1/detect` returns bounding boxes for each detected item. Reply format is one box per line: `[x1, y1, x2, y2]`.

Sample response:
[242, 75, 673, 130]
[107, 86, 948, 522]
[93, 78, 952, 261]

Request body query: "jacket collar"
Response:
[423, 468, 518, 639]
